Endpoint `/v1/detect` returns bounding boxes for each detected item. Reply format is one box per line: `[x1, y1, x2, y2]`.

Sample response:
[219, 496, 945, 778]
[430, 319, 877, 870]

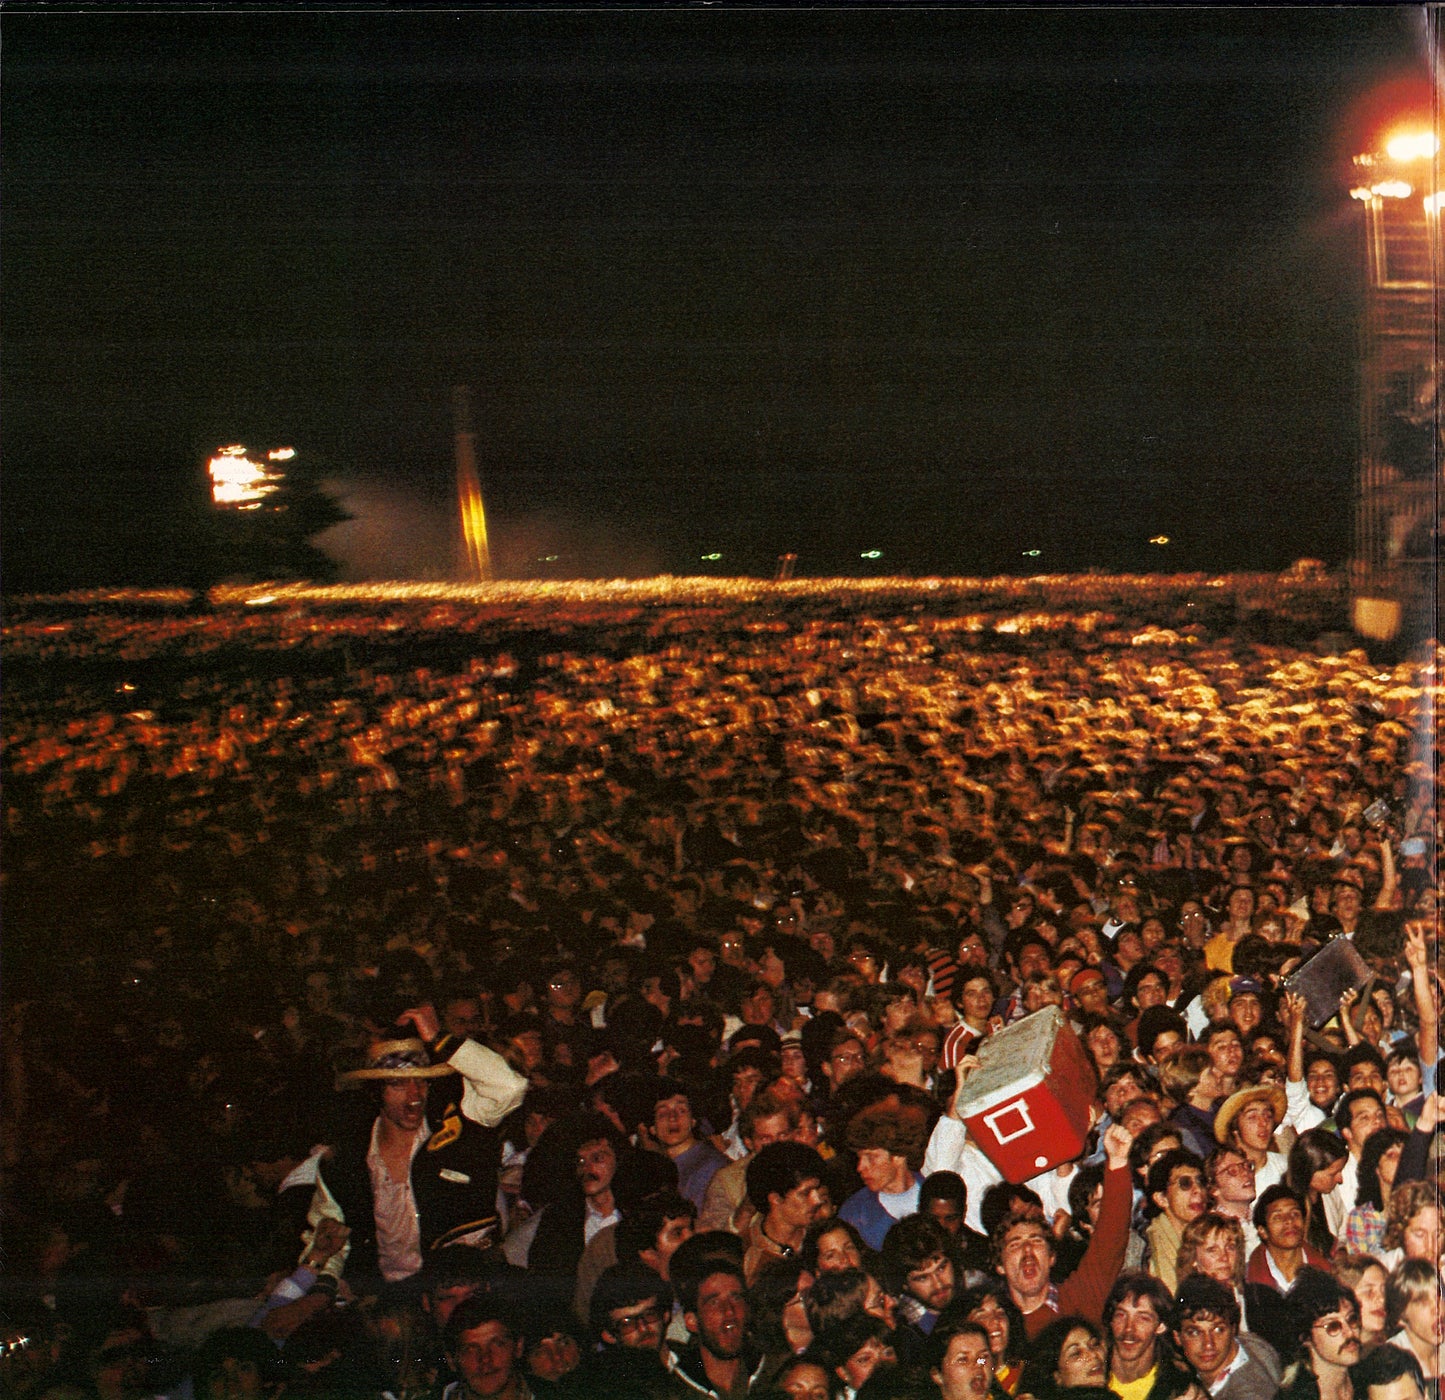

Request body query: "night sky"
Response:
[2, 7, 1433, 586]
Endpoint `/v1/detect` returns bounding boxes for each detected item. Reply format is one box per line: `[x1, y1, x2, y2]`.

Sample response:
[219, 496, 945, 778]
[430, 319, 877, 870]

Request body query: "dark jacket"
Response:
[664, 1342, 768, 1399]
[311, 1035, 528, 1285]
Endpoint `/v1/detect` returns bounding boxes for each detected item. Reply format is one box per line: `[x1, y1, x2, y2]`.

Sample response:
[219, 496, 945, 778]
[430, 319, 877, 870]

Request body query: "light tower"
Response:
[453, 385, 492, 582]
[1348, 124, 1441, 643]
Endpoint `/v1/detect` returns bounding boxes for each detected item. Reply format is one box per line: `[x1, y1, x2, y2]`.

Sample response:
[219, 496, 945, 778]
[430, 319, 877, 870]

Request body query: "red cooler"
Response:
[953, 1006, 1098, 1182]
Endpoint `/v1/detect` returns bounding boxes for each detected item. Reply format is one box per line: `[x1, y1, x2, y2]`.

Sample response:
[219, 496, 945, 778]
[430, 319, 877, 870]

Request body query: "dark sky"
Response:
[2, 6, 1433, 585]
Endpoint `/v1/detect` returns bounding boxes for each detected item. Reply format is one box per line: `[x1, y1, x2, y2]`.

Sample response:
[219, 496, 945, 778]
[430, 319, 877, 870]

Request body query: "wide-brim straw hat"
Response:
[1214, 1083, 1288, 1145]
[340, 1037, 457, 1084]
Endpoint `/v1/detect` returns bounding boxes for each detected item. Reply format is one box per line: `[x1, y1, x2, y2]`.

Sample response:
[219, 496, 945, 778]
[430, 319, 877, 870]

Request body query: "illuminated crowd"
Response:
[2, 575, 1441, 1400]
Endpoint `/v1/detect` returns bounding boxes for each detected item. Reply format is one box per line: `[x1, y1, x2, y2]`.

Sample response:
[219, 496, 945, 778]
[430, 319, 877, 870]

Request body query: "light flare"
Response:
[1384, 131, 1439, 162]
[209, 446, 283, 506]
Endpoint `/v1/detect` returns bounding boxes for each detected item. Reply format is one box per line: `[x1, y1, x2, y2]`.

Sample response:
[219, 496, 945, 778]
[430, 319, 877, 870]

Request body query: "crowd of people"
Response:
[1, 575, 1440, 1400]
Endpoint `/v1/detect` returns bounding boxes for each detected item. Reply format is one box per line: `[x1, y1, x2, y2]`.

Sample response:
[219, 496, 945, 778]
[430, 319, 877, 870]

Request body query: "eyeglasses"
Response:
[1171, 1174, 1204, 1190]
[1215, 1160, 1256, 1177]
[1314, 1317, 1359, 1338]
[612, 1305, 663, 1335]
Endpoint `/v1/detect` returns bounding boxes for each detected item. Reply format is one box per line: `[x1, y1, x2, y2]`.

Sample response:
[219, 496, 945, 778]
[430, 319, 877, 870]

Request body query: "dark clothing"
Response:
[1278, 1361, 1323, 1400]
[318, 1108, 510, 1283]
[529, 1191, 602, 1279]
[665, 1342, 768, 1399]
[311, 1035, 527, 1286]
[563, 1348, 676, 1399]
[1169, 1102, 1218, 1160]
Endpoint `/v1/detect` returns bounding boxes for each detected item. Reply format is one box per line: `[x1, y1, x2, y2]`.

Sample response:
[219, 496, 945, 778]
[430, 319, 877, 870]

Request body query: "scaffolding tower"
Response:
[1348, 131, 1442, 644]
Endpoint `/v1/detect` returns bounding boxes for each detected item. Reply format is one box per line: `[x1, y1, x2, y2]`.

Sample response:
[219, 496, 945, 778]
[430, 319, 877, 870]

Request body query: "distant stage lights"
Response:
[1384, 131, 1439, 163]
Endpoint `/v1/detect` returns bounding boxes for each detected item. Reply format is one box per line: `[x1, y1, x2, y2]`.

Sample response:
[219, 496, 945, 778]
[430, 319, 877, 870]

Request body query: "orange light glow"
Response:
[1384, 131, 1439, 162]
[209, 445, 284, 506]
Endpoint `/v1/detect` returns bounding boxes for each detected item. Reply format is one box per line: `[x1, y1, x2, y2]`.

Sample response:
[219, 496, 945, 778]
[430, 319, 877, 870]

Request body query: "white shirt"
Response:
[923, 1116, 1004, 1235]
[1323, 1155, 1360, 1237]
[1253, 1152, 1288, 1197]
[878, 1179, 921, 1223]
[584, 1201, 621, 1246]
[367, 1118, 426, 1283]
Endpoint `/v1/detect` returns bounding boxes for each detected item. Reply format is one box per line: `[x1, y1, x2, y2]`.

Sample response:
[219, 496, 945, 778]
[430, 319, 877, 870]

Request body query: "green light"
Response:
[701, 553, 722, 561]
[861, 550, 882, 559]
[1023, 549, 1041, 557]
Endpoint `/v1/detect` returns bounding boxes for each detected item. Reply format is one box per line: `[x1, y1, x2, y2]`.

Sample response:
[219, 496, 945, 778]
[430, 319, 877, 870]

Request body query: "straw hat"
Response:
[1214, 1083, 1287, 1145]
[340, 1037, 456, 1084]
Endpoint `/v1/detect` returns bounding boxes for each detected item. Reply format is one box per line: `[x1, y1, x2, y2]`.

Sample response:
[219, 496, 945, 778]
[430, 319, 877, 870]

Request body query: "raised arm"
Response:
[1404, 922, 1438, 1072]
[1056, 1124, 1135, 1327]
[1281, 991, 1327, 1133]
[1337, 988, 1363, 1048]
[401, 1003, 529, 1127]
[1395, 1092, 1441, 1184]
[1373, 838, 1400, 911]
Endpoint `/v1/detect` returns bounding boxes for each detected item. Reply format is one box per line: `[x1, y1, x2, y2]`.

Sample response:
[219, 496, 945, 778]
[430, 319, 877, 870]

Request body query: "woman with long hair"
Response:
[1343, 1129, 1409, 1258]
[751, 1256, 816, 1366]
[949, 1279, 1029, 1396]
[802, 1218, 869, 1276]
[1286, 1128, 1349, 1259]
[1018, 1317, 1110, 1400]
[1177, 1212, 1247, 1295]
[1077, 1013, 1126, 1081]
[1335, 1254, 1392, 1352]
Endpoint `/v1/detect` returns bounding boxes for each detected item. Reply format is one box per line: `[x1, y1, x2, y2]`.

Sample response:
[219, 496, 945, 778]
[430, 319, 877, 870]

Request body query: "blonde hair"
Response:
[1201, 976, 1234, 1017]
[1158, 1045, 1213, 1107]
[1382, 1180, 1439, 1253]
[1177, 1212, 1246, 1290]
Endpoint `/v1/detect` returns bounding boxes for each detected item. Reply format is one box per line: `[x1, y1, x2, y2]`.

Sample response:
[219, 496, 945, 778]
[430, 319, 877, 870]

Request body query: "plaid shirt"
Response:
[1342, 1202, 1387, 1256]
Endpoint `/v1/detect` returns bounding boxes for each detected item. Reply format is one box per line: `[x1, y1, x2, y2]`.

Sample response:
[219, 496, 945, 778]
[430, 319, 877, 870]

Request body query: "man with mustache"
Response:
[1282, 1270, 1364, 1400]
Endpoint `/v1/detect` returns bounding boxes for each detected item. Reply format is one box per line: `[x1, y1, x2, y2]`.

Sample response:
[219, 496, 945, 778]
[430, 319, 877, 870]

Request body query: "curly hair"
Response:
[1382, 1180, 1439, 1253]
[844, 1095, 932, 1172]
[1017, 1315, 1104, 1400]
